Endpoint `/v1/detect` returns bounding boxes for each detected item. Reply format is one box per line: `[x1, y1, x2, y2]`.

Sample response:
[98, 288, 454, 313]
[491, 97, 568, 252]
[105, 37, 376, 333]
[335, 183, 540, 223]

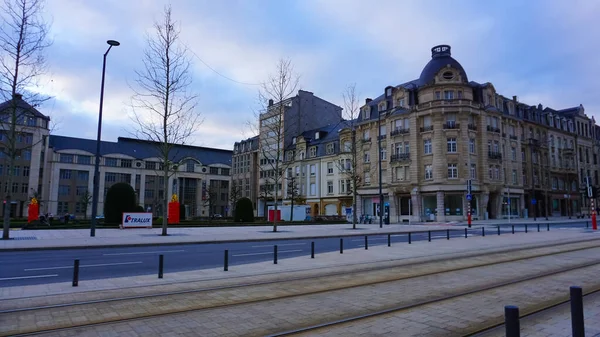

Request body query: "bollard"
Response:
[505, 305, 520, 337]
[274, 245, 278, 264]
[387, 234, 391, 247]
[547, 223, 550, 231]
[537, 223, 540, 232]
[497, 225, 501, 236]
[512, 225, 515, 234]
[408, 232, 412, 244]
[365, 236, 368, 250]
[571, 286, 585, 337]
[158, 254, 164, 279]
[464, 228, 468, 238]
[340, 238, 343, 254]
[72, 259, 80, 287]
[482, 227, 485, 237]
[311, 241, 315, 259]
[447, 229, 450, 240]
[525, 224, 528, 233]
[587, 221, 589, 229]
[428, 231, 431, 242]
[224, 250, 229, 271]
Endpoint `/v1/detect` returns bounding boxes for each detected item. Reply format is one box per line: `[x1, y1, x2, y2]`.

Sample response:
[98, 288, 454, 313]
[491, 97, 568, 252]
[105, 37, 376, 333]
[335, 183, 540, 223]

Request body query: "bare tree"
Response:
[228, 180, 242, 218]
[202, 184, 217, 222]
[0, 0, 52, 240]
[255, 59, 300, 232]
[338, 84, 372, 229]
[129, 5, 202, 236]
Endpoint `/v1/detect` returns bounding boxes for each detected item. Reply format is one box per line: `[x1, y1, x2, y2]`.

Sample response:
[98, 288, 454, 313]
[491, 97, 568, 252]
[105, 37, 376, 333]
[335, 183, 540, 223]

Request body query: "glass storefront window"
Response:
[444, 194, 463, 216]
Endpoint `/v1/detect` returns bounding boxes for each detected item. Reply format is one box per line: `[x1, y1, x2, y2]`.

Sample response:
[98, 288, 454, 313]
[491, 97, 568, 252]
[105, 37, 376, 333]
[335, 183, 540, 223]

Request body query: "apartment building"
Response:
[46, 136, 232, 219]
[0, 94, 51, 218]
[231, 136, 259, 212]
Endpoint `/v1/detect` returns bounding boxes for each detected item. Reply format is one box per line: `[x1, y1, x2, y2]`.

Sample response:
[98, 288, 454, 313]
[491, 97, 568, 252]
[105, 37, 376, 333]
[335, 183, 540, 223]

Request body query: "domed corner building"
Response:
[350, 44, 595, 223]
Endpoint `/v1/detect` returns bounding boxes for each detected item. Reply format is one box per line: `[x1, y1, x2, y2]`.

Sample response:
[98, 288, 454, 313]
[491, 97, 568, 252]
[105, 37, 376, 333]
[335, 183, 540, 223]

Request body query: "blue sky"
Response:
[27, 0, 600, 150]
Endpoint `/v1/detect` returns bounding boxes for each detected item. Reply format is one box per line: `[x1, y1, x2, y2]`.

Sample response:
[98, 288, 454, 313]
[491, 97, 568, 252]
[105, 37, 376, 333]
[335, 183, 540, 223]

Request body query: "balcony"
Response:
[390, 128, 410, 136]
[420, 125, 434, 132]
[488, 151, 502, 160]
[391, 153, 411, 163]
[468, 124, 477, 131]
[486, 125, 501, 133]
[443, 122, 460, 130]
[509, 135, 518, 141]
[560, 147, 574, 156]
[362, 138, 371, 143]
[378, 134, 387, 140]
[417, 99, 480, 110]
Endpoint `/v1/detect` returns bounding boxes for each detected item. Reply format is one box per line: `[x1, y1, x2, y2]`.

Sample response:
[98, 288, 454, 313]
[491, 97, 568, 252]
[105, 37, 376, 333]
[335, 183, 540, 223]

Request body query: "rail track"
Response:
[3, 238, 600, 336]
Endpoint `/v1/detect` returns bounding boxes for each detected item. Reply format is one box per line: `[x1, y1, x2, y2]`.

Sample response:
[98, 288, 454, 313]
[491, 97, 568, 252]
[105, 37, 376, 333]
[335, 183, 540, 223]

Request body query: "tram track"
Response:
[3, 239, 600, 336]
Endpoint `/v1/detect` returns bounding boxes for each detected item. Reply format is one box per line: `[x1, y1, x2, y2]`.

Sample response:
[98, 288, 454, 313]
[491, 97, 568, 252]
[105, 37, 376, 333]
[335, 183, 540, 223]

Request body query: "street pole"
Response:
[587, 177, 596, 230]
[90, 40, 120, 237]
[378, 108, 383, 228]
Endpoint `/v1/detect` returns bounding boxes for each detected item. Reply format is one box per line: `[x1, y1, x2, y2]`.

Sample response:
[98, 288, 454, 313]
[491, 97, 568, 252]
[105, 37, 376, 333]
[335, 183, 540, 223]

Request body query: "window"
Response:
[59, 154, 74, 163]
[425, 165, 433, 180]
[364, 172, 371, 185]
[327, 181, 333, 194]
[23, 150, 31, 160]
[447, 138, 457, 153]
[310, 164, 316, 176]
[470, 164, 477, 179]
[396, 166, 406, 181]
[120, 159, 132, 168]
[511, 147, 516, 161]
[105, 157, 117, 167]
[58, 185, 70, 196]
[59, 169, 71, 179]
[104, 172, 117, 183]
[489, 166, 494, 179]
[457, 91, 463, 99]
[12, 165, 19, 176]
[343, 141, 351, 152]
[364, 153, 370, 163]
[11, 182, 18, 193]
[21, 183, 28, 194]
[23, 166, 29, 177]
[57, 202, 68, 214]
[379, 125, 387, 136]
[512, 170, 518, 185]
[447, 164, 458, 179]
[404, 141, 410, 154]
[78, 155, 91, 165]
[310, 183, 316, 196]
[309, 146, 317, 157]
[469, 139, 475, 154]
[397, 98, 405, 107]
[423, 115, 432, 128]
[145, 189, 154, 198]
[424, 139, 432, 154]
[77, 170, 89, 181]
[327, 162, 333, 174]
[146, 161, 156, 170]
[326, 143, 335, 155]
[76, 186, 87, 196]
[435, 91, 441, 99]
[381, 147, 387, 161]
[186, 160, 195, 172]
[444, 90, 454, 100]
[363, 130, 370, 140]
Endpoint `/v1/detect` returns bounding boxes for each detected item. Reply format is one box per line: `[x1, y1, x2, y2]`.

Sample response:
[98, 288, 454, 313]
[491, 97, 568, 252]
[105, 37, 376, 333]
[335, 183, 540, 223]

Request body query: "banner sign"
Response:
[121, 212, 153, 229]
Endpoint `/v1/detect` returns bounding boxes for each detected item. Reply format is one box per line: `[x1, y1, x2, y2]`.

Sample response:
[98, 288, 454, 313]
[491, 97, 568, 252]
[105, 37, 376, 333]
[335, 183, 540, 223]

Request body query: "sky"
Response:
[7, 0, 600, 150]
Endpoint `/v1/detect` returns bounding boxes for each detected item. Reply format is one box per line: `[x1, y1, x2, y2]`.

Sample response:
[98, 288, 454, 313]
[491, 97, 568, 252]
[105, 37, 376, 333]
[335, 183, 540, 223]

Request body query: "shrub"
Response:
[234, 197, 254, 222]
[135, 205, 145, 212]
[103, 183, 137, 224]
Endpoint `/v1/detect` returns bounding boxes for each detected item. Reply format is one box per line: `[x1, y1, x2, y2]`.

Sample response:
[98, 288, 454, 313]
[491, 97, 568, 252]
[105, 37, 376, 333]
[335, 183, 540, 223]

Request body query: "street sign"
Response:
[467, 180, 472, 195]
[466, 194, 472, 201]
[531, 198, 537, 205]
[384, 202, 389, 207]
[588, 186, 593, 198]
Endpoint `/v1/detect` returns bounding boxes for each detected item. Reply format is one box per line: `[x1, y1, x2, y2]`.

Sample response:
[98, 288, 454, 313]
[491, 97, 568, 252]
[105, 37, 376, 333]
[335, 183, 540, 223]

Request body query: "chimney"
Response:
[512, 96, 517, 102]
[13, 93, 22, 100]
[268, 99, 274, 106]
[365, 98, 372, 104]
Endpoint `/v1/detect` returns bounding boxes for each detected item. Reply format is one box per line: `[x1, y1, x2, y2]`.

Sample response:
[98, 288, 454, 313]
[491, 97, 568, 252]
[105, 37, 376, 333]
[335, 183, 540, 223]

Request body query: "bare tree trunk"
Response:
[162, 165, 169, 235]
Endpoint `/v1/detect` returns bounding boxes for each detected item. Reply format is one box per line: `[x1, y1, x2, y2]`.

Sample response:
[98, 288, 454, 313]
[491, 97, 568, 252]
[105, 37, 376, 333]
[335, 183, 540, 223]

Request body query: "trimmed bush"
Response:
[234, 197, 254, 222]
[104, 183, 137, 224]
[135, 205, 145, 212]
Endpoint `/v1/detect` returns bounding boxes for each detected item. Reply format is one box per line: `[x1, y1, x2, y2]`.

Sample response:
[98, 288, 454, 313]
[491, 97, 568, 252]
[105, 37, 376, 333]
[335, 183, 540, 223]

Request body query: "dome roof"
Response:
[418, 45, 468, 86]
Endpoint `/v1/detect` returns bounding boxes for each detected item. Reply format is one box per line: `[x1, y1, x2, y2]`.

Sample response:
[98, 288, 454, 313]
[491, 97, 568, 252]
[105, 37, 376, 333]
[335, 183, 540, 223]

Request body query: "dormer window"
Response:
[386, 87, 392, 97]
[315, 132, 320, 140]
[292, 137, 297, 144]
[442, 71, 454, 80]
[397, 98, 405, 107]
[363, 107, 371, 119]
[379, 102, 387, 111]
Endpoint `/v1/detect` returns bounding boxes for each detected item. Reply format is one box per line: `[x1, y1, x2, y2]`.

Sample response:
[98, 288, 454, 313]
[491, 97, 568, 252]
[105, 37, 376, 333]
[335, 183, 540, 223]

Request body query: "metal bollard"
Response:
[537, 223, 540, 232]
[274, 245, 278, 264]
[512, 225, 515, 234]
[505, 305, 520, 337]
[408, 232, 412, 244]
[158, 254, 164, 279]
[311, 241, 315, 259]
[447, 229, 450, 240]
[428, 230, 431, 242]
[464, 228, 468, 238]
[547, 223, 550, 231]
[497, 225, 501, 235]
[587, 221, 589, 229]
[340, 238, 343, 254]
[387, 234, 391, 247]
[224, 250, 229, 271]
[72, 259, 80, 287]
[571, 286, 585, 337]
[525, 224, 528, 233]
[365, 236, 368, 250]
[482, 227, 485, 237]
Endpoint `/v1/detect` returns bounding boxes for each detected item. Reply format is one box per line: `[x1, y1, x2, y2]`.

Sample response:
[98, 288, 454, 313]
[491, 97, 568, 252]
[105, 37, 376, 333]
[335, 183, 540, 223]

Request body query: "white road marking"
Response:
[24, 261, 142, 271]
[0, 274, 58, 281]
[251, 243, 306, 248]
[103, 250, 184, 256]
[232, 249, 303, 257]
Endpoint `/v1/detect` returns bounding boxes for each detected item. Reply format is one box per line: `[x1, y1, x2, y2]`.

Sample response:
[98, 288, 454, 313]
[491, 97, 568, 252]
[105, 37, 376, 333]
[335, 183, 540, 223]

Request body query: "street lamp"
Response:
[90, 40, 120, 237]
[377, 108, 385, 228]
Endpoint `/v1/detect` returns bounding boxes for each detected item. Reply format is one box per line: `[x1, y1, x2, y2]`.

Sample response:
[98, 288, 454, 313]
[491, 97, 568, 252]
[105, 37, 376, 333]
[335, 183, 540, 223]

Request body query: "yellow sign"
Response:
[171, 194, 178, 202]
[30, 197, 38, 205]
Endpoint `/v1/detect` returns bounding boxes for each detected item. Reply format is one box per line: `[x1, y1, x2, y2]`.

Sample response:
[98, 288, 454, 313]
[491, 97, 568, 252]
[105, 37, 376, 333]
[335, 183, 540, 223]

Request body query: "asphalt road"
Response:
[0, 222, 589, 288]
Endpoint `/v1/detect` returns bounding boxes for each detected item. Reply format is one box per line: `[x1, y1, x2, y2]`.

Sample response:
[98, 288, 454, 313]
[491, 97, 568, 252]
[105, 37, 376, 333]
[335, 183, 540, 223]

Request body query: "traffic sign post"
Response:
[466, 180, 472, 228]
[586, 177, 596, 230]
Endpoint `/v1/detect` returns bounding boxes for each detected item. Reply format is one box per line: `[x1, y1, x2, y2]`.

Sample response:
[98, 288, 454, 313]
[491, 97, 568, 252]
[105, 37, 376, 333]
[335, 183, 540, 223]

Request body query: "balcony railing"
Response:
[468, 124, 477, 131]
[509, 135, 518, 141]
[420, 125, 434, 132]
[378, 134, 387, 140]
[488, 151, 502, 160]
[390, 128, 410, 136]
[486, 125, 501, 133]
[391, 153, 411, 162]
[362, 137, 371, 143]
[443, 122, 460, 130]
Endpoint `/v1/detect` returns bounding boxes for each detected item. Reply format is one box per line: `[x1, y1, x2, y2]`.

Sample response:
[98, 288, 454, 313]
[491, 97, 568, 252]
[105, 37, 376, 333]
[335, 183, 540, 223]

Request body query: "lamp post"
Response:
[90, 40, 120, 237]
